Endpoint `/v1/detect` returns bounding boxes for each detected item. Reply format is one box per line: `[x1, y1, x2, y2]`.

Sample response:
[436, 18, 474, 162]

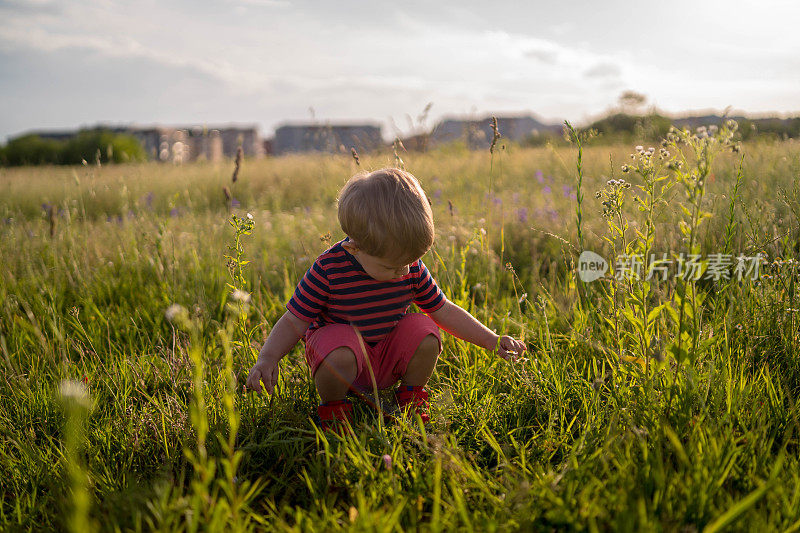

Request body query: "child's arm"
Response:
[428, 300, 526, 360]
[245, 310, 311, 394]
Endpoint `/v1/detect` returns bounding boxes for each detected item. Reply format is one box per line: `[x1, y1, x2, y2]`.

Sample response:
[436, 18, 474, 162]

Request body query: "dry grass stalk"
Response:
[231, 147, 243, 183]
[223, 186, 232, 211]
[489, 116, 501, 154]
[46, 204, 56, 238]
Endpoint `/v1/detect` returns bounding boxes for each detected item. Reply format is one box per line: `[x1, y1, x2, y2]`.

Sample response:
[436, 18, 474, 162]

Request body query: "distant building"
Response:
[30, 124, 263, 163]
[430, 115, 561, 150]
[273, 123, 383, 155]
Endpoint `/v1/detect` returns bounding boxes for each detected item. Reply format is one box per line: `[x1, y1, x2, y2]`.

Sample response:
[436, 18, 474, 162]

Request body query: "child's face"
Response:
[343, 242, 417, 281]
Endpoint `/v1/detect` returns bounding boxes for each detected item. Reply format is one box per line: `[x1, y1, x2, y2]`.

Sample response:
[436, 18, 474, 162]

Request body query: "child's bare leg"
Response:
[400, 334, 441, 387]
[315, 347, 358, 403]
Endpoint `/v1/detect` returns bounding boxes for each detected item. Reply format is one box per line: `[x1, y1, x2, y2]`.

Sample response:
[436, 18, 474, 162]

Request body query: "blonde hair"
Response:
[337, 168, 434, 262]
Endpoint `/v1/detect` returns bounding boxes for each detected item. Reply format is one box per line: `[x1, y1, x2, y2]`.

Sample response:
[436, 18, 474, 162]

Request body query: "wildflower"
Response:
[635, 145, 644, 152]
[382, 454, 392, 470]
[543, 185, 552, 195]
[709, 125, 719, 134]
[621, 164, 630, 173]
[246, 213, 254, 220]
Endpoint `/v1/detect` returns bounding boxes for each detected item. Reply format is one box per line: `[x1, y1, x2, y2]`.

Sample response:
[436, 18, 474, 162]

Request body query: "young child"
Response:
[245, 167, 525, 430]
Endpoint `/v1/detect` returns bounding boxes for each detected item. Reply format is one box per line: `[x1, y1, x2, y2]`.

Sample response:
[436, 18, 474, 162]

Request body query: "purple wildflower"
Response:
[543, 185, 552, 195]
[562, 185, 571, 197]
[170, 208, 180, 217]
[231, 198, 241, 209]
[516, 207, 529, 224]
[535, 170, 544, 183]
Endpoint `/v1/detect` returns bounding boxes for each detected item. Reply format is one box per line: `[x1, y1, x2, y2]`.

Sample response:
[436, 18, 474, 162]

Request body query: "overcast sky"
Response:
[1, 0, 799, 142]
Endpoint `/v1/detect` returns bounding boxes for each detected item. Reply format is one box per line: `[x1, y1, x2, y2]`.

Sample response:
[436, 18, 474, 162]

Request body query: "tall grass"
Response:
[0, 134, 799, 530]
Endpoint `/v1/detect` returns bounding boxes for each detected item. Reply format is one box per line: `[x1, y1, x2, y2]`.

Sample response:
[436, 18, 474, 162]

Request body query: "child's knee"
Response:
[319, 347, 358, 376]
[416, 334, 441, 356]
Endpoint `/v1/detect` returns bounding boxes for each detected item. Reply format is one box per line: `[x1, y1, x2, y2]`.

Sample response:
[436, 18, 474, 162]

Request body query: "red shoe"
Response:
[395, 385, 430, 424]
[317, 400, 353, 433]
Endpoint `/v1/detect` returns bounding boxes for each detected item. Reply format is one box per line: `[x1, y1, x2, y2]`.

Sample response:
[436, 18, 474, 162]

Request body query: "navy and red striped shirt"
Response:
[286, 239, 446, 343]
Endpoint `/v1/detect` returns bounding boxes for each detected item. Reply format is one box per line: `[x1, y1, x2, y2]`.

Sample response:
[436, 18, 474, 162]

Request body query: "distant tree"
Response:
[2, 134, 64, 165]
[588, 112, 671, 142]
[61, 130, 147, 164]
[618, 90, 647, 114]
[1, 129, 147, 166]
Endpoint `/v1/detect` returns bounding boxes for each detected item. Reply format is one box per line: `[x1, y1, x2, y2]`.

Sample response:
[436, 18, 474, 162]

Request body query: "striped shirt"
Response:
[286, 239, 446, 343]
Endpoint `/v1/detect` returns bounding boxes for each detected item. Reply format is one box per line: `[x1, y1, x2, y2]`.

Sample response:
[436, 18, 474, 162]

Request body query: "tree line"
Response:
[0, 129, 147, 166]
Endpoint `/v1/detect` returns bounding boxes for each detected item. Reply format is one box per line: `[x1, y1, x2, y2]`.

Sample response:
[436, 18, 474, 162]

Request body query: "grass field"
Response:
[1, 127, 800, 531]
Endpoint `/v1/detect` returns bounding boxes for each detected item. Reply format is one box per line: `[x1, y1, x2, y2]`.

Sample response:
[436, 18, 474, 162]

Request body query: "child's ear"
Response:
[342, 240, 358, 254]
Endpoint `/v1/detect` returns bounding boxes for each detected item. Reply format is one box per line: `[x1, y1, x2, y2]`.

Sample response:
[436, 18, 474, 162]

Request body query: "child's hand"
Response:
[496, 335, 526, 361]
[245, 357, 280, 394]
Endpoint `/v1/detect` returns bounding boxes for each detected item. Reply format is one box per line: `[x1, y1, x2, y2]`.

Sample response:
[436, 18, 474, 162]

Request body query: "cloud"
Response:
[583, 62, 622, 79]
[525, 47, 558, 65]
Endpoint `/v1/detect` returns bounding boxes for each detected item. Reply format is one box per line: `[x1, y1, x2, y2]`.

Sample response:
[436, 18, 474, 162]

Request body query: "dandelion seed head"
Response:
[231, 289, 251, 303]
[59, 379, 90, 408]
[165, 303, 188, 323]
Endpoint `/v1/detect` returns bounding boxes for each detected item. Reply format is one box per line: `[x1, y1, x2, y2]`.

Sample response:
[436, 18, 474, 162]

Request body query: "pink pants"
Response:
[304, 313, 441, 391]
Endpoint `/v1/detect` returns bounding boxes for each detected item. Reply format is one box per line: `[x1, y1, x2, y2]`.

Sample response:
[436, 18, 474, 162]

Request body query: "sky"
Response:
[1, 0, 799, 142]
